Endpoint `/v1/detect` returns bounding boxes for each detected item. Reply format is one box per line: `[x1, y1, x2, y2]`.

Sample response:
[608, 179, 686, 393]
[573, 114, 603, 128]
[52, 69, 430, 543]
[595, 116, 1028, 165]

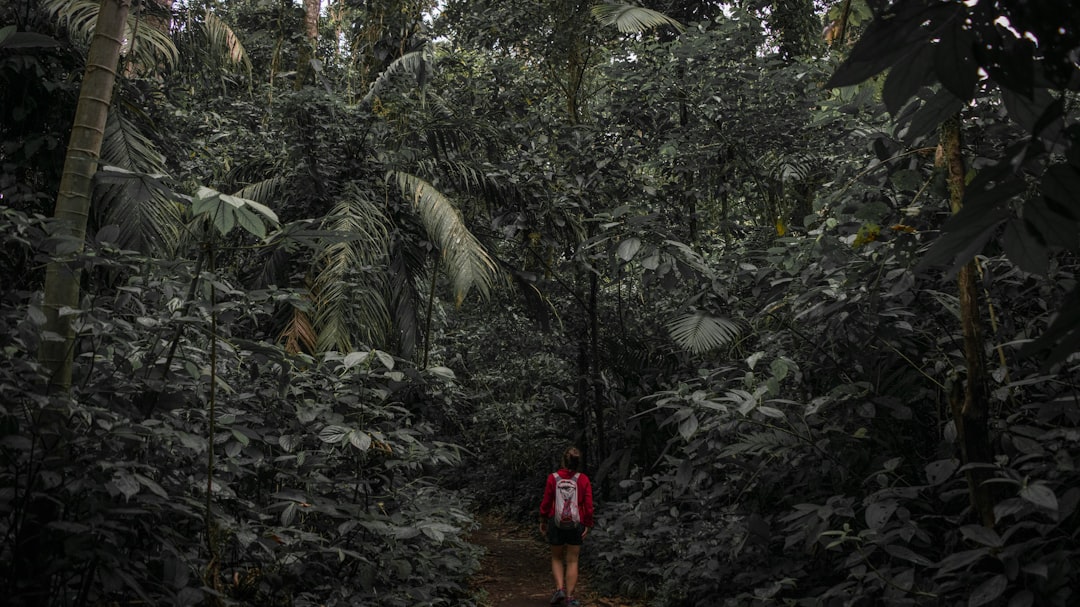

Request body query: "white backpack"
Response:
[552, 472, 582, 529]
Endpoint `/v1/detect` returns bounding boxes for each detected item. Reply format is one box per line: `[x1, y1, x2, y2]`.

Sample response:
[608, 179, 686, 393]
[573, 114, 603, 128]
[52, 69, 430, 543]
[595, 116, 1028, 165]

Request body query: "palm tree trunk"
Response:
[941, 114, 996, 527]
[39, 0, 132, 393]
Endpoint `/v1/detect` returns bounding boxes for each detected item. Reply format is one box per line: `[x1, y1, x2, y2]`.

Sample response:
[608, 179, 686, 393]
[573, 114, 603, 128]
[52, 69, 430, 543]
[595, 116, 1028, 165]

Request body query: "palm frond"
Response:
[311, 185, 392, 352]
[94, 111, 180, 255]
[45, 0, 179, 71]
[232, 176, 287, 205]
[280, 304, 318, 355]
[202, 9, 251, 75]
[667, 311, 743, 354]
[394, 172, 498, 306]
[95, 167, 182, 256]
[101, 109, 167, 174]
[591, 3, 685, 34]
[360, 44, 435, 106]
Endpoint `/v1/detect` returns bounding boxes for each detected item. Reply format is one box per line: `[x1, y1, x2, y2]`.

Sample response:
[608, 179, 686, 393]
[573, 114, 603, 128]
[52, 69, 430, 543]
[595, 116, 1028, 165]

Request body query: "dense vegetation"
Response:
[2, 0, 1078, 605]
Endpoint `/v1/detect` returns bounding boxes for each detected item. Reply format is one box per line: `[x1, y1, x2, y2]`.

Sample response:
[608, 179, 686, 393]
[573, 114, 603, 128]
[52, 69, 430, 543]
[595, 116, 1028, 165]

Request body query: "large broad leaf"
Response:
[1024, 195, 1079, 250]
[191, 186, 278, 238]
[1002, 219, 1049, 275]
[882, 44, 934, 115]
[899, 86, 966, 142]
[666, 312, 742, 354]
[934, 18, 978, 101]
[1021, 287, 1080, 367]
[826, 2, 956, 88]
[968, 574, 1007, 607]
[0, 26, 60, 49]
[591, 3, 685, 34]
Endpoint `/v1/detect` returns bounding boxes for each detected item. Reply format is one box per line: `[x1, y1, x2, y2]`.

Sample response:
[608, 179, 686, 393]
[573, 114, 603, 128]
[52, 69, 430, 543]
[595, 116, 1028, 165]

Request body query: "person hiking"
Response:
[539, 446, 594, 607]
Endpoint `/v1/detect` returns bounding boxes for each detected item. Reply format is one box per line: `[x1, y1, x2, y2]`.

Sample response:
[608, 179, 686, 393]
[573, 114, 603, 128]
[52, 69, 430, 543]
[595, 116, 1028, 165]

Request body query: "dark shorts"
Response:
[547, 521, 584, 546]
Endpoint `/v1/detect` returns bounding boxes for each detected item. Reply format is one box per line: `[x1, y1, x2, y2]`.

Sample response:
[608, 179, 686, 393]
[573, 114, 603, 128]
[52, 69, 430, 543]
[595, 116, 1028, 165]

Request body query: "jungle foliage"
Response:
[1, 0, 1079, 606]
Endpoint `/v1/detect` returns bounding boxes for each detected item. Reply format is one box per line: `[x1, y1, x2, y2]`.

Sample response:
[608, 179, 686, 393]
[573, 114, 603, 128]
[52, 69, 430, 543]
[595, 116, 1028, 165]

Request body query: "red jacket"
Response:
[539, 468, 594, 528]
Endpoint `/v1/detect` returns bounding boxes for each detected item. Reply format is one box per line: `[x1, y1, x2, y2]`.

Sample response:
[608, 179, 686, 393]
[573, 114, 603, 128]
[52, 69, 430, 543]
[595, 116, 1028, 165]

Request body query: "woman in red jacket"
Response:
[539, 446, 594, 607]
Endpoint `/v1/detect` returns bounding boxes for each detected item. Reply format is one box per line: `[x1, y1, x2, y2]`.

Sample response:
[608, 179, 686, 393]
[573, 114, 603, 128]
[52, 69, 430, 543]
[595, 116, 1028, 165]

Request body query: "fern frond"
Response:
[394, 172, 498, 306]
[591, 3, 685, 34]
[667, 312, 743, 354]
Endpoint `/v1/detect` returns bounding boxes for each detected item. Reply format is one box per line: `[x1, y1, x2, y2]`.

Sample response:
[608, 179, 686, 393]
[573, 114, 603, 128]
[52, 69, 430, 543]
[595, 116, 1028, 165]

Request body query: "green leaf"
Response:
[318, 425, 350, 444]
[882, 44, 933, 115]
[279, 434, 301, 452]
[826, 2, 952, 88]
[1019, 482, 1058, 512]
[925, 458, 958, 485]
[936, 548, 987, 574]
[591, 3, 685, 34]
[212, 205, 236, 236]
[133, 473, 168, 498]
[349, 431, 372, 451]
[109, 471, 140, 499]
[884, 544, 933, 567]
[396, 172, 497, 306]
[192, 187, 220, 216]
[959, 524, 1003, 548]
[934, 20, 977, 101]
[675, 458, 693, 487]
[917, 197, 1010, 272]
[373, 349, 395, 370]
[677, 413, 698, 440]
[901, 87, 965, 142]
[1001, 87, 1055, 133]
[230, 428, 250, 447]
[616, 237, 642, 261]
[427, 366, 456, 380]
[969, 574, 1007, 607]
[666, 312, 742, 354]
[1040, 163, 1080, 216]
[0, 28, 61, 49]
[1002, 219, 1049, 275]
[232, 206, 266, 239]
[1024, 195, 1079, 250]
[865, 500, 898, 530]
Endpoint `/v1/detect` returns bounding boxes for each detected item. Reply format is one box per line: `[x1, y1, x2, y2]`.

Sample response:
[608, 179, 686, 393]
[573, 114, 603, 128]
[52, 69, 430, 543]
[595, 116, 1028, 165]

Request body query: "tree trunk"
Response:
[295, 0, 320, 89]
[39, 0, 132, 393]
[940, 114, 996, 527]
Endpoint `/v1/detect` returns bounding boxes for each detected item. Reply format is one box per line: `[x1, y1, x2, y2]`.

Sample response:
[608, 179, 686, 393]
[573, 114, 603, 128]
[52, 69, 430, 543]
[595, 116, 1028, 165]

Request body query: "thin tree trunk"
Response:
[39, 0, 132, 393]
[295, 0, 320, 89]
[940, 114, 996, 527]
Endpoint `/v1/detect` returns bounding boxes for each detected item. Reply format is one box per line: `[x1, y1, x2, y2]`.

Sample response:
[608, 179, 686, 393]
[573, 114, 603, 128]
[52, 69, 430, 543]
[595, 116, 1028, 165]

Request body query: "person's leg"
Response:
[564, 544, 581, 598]
[550, 544, 567, 594]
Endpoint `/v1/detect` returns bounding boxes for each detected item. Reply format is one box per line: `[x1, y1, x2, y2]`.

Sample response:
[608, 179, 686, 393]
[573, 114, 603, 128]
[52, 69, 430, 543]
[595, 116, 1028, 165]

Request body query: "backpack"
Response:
[552, 472, 582, 529]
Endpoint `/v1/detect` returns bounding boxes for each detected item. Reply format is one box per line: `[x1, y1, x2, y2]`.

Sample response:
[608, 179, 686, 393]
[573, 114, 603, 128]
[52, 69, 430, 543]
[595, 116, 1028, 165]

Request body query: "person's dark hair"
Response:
[561, 446, 582, 472]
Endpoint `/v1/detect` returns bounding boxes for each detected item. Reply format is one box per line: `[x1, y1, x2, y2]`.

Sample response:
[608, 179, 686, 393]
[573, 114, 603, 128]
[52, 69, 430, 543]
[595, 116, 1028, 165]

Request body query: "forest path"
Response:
[469, 514, 637, 607]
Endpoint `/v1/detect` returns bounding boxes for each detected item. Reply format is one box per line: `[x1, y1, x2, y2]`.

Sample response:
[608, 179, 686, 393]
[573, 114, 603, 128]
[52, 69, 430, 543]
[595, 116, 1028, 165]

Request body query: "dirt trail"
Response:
[469, 514, 635, 607]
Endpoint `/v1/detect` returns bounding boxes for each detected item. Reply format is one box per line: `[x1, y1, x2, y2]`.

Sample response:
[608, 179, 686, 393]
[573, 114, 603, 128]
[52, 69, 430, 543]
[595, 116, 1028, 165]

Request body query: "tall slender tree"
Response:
[39, 0, 131, 392]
